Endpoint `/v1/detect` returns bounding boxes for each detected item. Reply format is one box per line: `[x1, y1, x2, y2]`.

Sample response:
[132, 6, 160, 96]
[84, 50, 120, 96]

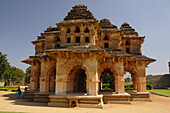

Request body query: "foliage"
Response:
[124, 84, 133, 90]
[101, 73, 113, 83]
[102, 83, 112, 89]
[101, 73, 113, 89]
[25, 66, 31, 84]
[0, 52, 10, 81]
[0, 52, 24, 85]
[146, 84, 153, 90]
[0, 86, 25, 91]
[148, 89, 170, 97]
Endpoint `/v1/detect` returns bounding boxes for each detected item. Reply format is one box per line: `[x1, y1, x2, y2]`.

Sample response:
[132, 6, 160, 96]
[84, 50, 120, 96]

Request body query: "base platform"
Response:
[48, 93, 103, 108]
[34, 92, 54, 102]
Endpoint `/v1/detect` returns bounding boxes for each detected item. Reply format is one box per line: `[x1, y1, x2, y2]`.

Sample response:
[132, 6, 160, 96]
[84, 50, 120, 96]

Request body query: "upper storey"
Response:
[64, 4, 96, 21]
[32, 4, 145, 56]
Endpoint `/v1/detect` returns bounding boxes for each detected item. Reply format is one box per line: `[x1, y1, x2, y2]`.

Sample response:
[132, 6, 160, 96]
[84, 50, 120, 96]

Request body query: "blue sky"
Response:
[0, 0, 170, 75]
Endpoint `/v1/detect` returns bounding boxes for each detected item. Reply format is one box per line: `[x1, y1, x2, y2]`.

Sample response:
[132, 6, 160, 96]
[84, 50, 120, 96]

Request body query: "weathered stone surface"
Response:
[22, 4, 156, 108]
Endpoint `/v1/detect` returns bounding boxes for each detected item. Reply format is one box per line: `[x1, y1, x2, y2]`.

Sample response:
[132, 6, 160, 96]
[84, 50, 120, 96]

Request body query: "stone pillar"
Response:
[133, 80, 138, 90]
[87, 79, 99, 96]
[55, 59, 67, 94]
[29, 62, 40, 91]
[115, 75, 124, 94]
[132, 76, 137, 90]
[114, 62, 125, 94]
[39, 58, 55, 93]
[136, 65, 146, 92]
[85, 53, 99, 96]
[55, 74, 67, 94]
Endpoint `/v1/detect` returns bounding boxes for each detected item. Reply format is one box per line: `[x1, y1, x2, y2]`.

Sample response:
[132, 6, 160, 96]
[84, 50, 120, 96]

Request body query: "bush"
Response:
[102, 83, 110, 89]
[124, 84, 133, 90]
[146, 84, 153, 90]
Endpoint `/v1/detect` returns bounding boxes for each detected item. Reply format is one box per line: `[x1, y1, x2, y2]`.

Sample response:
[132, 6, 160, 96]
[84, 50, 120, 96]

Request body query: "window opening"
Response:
[84, 27, 89, 33]
[67, 38, 71, 43]
[126, 48, 130, 53]
[85, 37, 90, 43]
[75, 27, 80, 33]
[103, 35, 109, 40]
[125, 41, 131, 45]
[56, 37, 61, 42]
[66, 28, 71, 33]
[76, 37, 80, 43]
[104, 43, 109, 48]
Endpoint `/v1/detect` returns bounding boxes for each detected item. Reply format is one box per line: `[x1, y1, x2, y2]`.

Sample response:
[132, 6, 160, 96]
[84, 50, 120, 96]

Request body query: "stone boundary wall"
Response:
[146, 74, 170, 89]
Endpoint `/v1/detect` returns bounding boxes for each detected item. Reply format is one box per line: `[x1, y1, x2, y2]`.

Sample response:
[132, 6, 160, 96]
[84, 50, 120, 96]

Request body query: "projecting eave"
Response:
[21, 58, 39, 64]
[45, 44, 105, 53]
[107, 50, 133, 57]
[31, 39, 45, 44]
[134, 55, 156, 63]
[57, 19, 98, 25]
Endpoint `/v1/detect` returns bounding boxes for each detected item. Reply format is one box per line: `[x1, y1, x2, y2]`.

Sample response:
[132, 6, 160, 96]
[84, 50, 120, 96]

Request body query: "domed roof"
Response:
[99, 18, 117, 29]
[120, 22, 138, 36]
[64, 4, 96, 20]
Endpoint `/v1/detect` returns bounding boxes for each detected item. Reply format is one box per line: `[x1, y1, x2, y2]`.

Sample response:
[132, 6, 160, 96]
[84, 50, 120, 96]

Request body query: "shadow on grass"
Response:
[2, 92, 47, 107]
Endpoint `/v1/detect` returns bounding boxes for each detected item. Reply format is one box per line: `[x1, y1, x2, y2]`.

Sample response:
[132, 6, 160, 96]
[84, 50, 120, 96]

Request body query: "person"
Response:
[16, 86, 21, 99]
[22, 87, 28, 98]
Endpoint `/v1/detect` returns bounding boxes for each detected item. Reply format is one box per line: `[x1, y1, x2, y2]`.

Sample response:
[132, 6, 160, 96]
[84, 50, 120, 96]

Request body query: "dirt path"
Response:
[0, 91, 170, 113]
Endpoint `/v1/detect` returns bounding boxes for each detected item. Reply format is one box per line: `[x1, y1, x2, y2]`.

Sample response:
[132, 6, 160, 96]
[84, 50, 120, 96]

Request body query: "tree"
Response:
[25, 66, 31, 84]
[0, 52, 25, 85]
[0, 52, 10, 82]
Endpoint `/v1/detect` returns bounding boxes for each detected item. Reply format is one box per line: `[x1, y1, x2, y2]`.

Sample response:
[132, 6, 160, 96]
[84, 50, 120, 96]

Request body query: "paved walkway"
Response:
[0, 91, 170, 113]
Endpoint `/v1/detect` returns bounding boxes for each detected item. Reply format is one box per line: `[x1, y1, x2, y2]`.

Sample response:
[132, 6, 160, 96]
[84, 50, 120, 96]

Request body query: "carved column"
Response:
[30, 61, 40, 91]
[55, 58, 67, 94]
[85, 53, 99, 96]
[114, 60, 125, 94]
[39, 58, 55, 93]
[136, 63, 147, 92]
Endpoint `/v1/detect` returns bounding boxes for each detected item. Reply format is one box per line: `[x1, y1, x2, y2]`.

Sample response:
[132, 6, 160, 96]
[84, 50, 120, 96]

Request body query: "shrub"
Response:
[146, 84, 153, 90]
[124, 84, 133, 90]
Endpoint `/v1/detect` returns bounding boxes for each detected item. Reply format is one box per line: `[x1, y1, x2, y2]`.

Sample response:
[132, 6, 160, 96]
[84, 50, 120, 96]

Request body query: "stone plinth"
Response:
[48, 94, 103, 108]
[129, 92, 151, 101]
[34, 92, 54, 102]
[24, 91, 36, 99]
[102, 92, 131, 104]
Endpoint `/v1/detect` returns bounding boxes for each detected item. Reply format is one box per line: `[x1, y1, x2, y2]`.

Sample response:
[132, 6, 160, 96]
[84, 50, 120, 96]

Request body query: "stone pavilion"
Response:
[22, 4, 156, 108]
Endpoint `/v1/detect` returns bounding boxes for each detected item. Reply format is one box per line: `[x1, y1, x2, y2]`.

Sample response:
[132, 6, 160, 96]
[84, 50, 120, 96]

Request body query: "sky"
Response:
[0, 0, 170, 75]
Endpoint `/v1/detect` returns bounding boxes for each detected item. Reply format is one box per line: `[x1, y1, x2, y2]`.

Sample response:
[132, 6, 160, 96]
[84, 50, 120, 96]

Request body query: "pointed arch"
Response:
[125, 40, 131, 45]
[84, 27, 90, 33]
[66, 27, 71, 33]
[56, 37, 61, 42]
[103, 35, 109, 40]
[75, 26, 80, 33]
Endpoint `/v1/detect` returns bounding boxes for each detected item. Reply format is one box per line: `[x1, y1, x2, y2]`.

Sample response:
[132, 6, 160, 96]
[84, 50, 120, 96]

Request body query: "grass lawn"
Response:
[0, 86, 24, 92]
[148, 89, 170, 97]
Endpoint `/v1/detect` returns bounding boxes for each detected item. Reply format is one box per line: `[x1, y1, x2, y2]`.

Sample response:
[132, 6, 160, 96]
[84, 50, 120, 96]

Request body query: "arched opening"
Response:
[103, 35, 109, 40]
[66, 28, 71, 33]
[71, 101, 76, 107]
[125, 41, 131, 45]
[100, 68, 114, 91]
[73, 69, 86, 92]
[67, 67, 87, 93]
[124, 71, 137, 92]
[75, 27, 80, 33]
[84, 27, 89, 33]
[56, 37, 61, 42]
[49, 68, 56, 92]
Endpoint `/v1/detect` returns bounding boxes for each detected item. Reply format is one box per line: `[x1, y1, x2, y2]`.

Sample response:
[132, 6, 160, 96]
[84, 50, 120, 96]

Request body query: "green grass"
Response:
[148, 89, 170, 97]
[0, 86, 24, 92]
